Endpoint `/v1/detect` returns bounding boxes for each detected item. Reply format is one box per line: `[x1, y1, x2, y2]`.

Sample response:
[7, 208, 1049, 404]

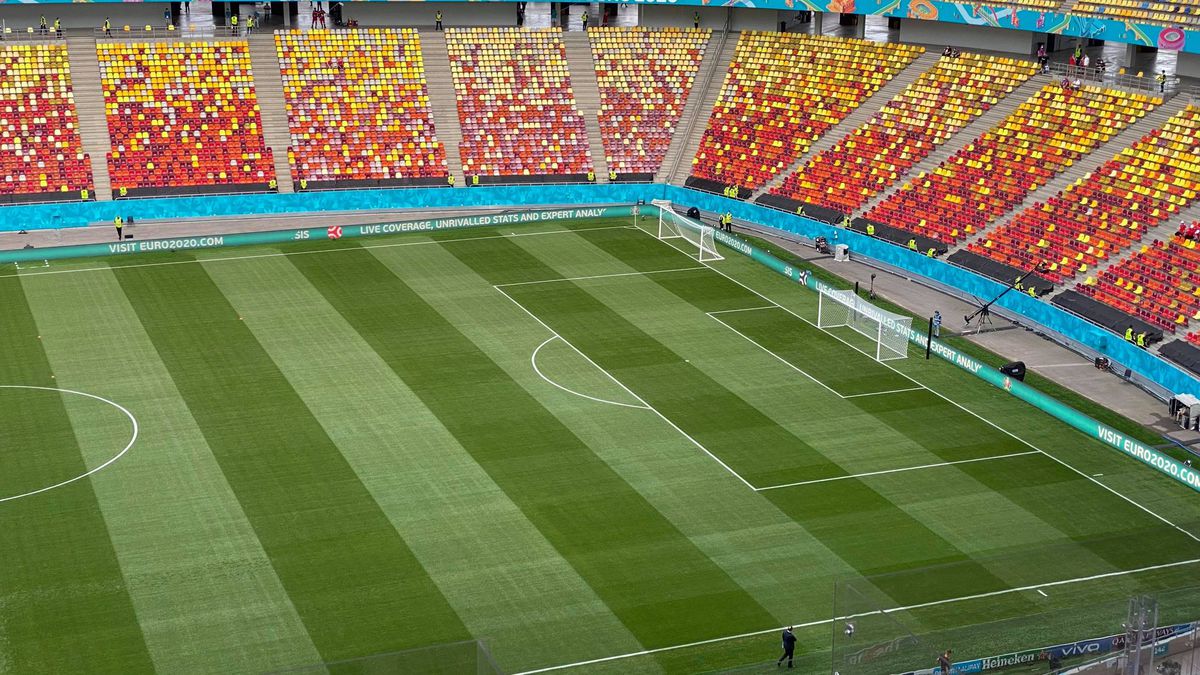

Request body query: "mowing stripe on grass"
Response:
[0, 277, 155, 674]
[289, 244, 777, 650]
[439, 235, 1015, 608]
[23, 269, 322, 674]
[113, 261, 470, 662]
[204, 255, 648, 673]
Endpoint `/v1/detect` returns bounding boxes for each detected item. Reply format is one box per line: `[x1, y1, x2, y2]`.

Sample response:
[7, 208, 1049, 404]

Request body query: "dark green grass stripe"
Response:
[112, 261, 469, 662]
[0, 278, 155, 674]
[289, 245, 776, 649]
[438, 236, 1014, 608]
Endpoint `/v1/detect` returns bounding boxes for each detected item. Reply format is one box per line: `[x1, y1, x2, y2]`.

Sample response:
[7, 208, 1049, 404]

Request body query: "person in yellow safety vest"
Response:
[471, 175, 480, 186]
[721, 212, 733, 232]
[104, 17, 111, 37]
[1124, 325, 1134, 342]
[230, 13, 239, 34]
[795, 205, 805, 216]
[608, 170, 617, 181]
[299, 178, 308, 190]
[694, 10, 700, 27]
[1137, 331, 1147, 348]
[1013, 275, 1023, 291]
[907, 238, 917, 251]
[246, 15, 254, 33]
[114, 215, 124, 241]
[435, 11, 443, 30]
[118, 186, 128, 197]
[80, 188, 89, 201]
[447, 174, 455, 187]
[39, 15, 47, 34]
[587, 170, 595, 182]
[581, 10, 588, 30]
[926, 247, 936, 257]
[268, 178, 277, 190]
[1027, 286, 1036, 297]
[866, 223, 875, 236]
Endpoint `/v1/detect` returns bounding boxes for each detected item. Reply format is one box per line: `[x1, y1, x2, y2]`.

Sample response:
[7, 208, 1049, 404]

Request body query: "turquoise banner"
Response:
[0, 205, 634, 264]
[666, 205, 1200, 494]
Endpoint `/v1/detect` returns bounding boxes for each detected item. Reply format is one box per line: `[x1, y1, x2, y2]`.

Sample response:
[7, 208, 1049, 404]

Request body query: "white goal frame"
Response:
[650, 199, 724, 262]
[816, 288, 912, 362]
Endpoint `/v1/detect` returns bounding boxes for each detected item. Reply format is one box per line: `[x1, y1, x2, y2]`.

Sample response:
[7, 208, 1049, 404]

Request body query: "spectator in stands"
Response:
[943, 45, 953, 57]
[1068, 54, 1077, 67]
[103, 17, 112, 38]
[1081, 53, 1090, 71]
[1036, 43, 1048, 72]
[164, 7, 172, 27]
[435, 10, 443, 30]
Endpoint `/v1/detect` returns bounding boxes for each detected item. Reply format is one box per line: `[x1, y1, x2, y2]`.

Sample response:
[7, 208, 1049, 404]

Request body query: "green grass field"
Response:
[2, 216, 1200, 675]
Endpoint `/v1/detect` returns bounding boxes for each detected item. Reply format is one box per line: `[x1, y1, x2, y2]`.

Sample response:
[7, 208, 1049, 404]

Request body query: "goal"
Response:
[651, 199, 724, 262]
[816, 288, 912, 361]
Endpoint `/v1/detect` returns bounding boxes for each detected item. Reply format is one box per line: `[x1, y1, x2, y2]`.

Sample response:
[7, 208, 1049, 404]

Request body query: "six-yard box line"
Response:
[2, 201, 1196, 496]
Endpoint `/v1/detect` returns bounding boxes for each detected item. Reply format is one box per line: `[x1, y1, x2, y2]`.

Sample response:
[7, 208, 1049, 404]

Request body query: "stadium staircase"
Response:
[850, 74, 1045, 220]
[247, 35, 294, 193]
[748, 50, 942, 202]
[943, 90, 1190, 254]
[65, 36, 113, 202]
[657, 29, 739, 186]
[419, 30, 465, 188]
[561, 32, 610, 183]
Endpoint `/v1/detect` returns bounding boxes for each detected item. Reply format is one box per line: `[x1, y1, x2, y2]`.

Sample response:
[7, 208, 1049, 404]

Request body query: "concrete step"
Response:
[750, 50, 941, 201]
[659, 30, 739, 186]
[948, 90, 1189, 255]
[852, 75, 1046, 220]
[419, 29, 465, 186]
[561, 32, 608, 183]
[246, 34, 293, 193]
[65, 36, 113, 201]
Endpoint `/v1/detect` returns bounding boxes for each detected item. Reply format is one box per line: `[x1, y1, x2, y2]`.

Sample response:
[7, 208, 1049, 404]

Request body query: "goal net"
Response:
[816, 288, 911, 361]
[650, 199, 724, 262]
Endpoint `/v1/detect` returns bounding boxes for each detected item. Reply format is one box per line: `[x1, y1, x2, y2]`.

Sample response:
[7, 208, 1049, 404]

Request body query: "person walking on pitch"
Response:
[777, 626, 797, 668]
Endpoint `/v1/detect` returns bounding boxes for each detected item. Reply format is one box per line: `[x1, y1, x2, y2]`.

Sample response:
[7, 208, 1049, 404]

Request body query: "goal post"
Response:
[817, 288, 911, 361]
[650, 199, 724, 262]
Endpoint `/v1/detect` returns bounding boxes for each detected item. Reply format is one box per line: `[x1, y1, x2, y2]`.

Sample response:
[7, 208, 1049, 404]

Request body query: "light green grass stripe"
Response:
[288, 243, 778, 653]
[112, 260, 470, 664]
[367, 239, 865, 629]
[202, 255, 647, 674]
[21, 269, 322, 675]
[0, 276, 155, 674]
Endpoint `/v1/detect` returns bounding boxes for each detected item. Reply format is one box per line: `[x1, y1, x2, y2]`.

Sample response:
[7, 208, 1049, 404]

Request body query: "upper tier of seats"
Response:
[1073, 0, 1200, 26]
[691, 33, 922, 192]
[969, 105, 1200, 283]
[275, 28, 447, 187]
[1079, 233, 1200, 333]
[864, 84, 1157, 243]
[446, 27, 592, 180]
[589, 27, 708, 177]
[769, 53, 1036, 214]
[0, 43, 93, 203]
[98, 40, 275, 196]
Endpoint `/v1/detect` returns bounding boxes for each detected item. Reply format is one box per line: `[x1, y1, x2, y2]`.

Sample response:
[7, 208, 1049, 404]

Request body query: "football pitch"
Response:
[2, 216, 1200, 674]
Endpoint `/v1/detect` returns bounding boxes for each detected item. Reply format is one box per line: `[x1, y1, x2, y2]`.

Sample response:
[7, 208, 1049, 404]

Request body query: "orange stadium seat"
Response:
[1073, 0, 1200, 26]
[866, 83, 1158, 243]
[97, 40, 276, 197]
[0, 43, 93, 203]
[690, 32, 922, 193]
[1080, 233, 1200, 333]
[446, 27, 592, 181]
[588, 27, 709, 177]
[276, 28, 447, 188]
[770, 52, 1037, 214]
[969, 106, 1200, 293]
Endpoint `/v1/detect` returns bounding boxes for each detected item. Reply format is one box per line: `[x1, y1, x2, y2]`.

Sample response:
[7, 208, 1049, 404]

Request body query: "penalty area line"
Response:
[753, 450, 1040, 491]
[495, 266, 706, 288]
[511, 556, 1200, 675]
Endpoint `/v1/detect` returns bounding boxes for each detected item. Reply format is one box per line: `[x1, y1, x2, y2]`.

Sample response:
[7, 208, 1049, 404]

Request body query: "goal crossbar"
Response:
[816, 288, 911, 361]
[651, 199, 724, 262]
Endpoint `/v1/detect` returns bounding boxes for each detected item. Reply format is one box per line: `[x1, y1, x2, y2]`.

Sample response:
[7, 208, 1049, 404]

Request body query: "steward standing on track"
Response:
[435, 10, 443, 30]
[113, 215, 124, 241]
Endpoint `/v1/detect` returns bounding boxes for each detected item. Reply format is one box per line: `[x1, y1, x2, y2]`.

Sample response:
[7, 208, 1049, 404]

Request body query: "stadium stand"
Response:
[97, 40, 276, 198]
[1077, 234, 1200, 333]
[0, 43, 94, 204]
[445, 27, 593, 184]
[687, 32, 922, 196]
[864, 83, 1158, 244]
[1072, 0, 1200, 26]
[275, 28, 447, 190]
[765, 53, 1037, 215]
[967, 104, 1196, 286]
[588, 27, 709, 181]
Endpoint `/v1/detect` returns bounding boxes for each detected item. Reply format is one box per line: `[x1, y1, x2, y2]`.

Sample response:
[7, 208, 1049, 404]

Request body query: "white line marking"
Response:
[706, 312, 844, 399]
[1037, 589, 1048, 597]
[841, 386, 926, 398]
[705, 306, 779, 315]
[494, 284, 757, 490]
[0, 224, 633, 279]
[0, 385, 138, 504]
[496, 266, 706, 288]
[531, 336, 648, 410]
[754, 451, 1040, 491]
[635, 225, 1200, 543]
[513, 556, 1200, 674]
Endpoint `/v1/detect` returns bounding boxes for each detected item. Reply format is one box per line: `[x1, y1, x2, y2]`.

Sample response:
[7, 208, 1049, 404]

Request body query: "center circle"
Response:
[0, 385, 138, 504]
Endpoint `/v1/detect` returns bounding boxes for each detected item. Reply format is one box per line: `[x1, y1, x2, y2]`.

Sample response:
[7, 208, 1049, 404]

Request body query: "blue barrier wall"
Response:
[7, 183, 1199, 396]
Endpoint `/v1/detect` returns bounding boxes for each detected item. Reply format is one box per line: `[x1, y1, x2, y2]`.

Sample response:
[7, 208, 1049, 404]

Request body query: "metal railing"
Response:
[92, 25, 243, 41]
[0, 26, 68, 43]
[663, 15, 733, 182]
[1046, 61, 1178, 96]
